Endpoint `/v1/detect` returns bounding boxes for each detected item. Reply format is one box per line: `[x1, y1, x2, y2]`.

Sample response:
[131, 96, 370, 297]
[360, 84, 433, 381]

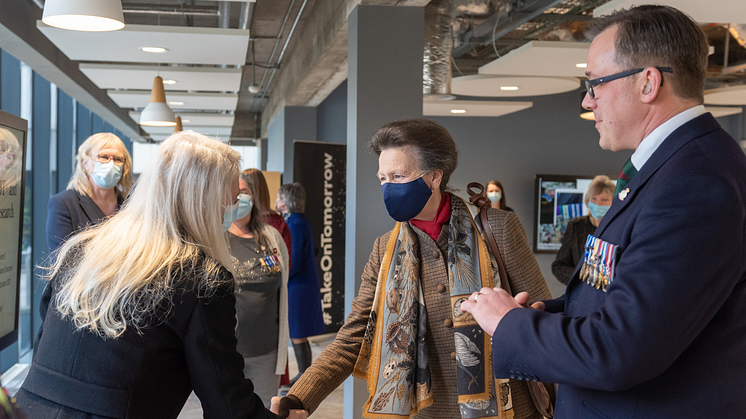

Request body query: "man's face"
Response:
[582, 26, 645, 152]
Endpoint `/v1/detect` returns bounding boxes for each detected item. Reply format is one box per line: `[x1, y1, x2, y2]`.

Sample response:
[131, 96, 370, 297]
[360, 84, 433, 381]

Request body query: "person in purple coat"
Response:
[276, 183, 326, 386]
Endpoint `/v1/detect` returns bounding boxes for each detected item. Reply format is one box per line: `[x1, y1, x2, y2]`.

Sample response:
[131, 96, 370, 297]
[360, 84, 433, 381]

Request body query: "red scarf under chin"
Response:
[409, 193, 451, 242]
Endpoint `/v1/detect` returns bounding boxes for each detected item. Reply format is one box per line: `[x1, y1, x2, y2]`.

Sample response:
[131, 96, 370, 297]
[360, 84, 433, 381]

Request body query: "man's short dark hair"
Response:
[585, 5, 709, 103]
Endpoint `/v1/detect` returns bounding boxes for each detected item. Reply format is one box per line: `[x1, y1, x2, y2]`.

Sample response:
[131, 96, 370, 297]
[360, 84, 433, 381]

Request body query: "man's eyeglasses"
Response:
[584, 67, 673, 99]
[94, 154, 126, 166]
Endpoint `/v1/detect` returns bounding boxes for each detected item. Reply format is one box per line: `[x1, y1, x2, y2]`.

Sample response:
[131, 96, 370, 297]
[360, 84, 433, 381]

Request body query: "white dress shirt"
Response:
[630, 105, 706, 171]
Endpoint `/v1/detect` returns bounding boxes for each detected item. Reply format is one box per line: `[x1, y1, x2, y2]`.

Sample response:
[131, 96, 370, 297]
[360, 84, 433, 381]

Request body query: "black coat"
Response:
[16, 257, 278, 419]
[46, 189, 123, 254]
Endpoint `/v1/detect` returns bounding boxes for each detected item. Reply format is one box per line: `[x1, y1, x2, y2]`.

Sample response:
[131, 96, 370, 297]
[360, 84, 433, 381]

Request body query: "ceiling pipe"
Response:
[238, 1, 255, 30]
[124, 9, 218, 16]
[251, 0, 298, 109]
[218, 1, 230, 29]
[257, 0, 310, 102]
[423, 0, 495, 100]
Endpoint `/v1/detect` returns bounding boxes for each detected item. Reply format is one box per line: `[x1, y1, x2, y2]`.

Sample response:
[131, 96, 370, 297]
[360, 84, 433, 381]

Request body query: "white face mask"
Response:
[91, 161, 122, 189]
[487, 191, 502, 203]
[222, 200, 240, 232]
[236, 194, 253, 220]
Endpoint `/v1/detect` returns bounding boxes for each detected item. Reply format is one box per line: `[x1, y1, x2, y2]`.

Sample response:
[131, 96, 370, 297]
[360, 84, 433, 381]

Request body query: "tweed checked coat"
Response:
[289, 198, 552, 418]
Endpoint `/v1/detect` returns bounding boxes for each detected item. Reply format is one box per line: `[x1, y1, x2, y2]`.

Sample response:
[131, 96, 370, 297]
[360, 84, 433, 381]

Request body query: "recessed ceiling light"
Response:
[141, 46, 168, 53]
[450, 109, 466, 114]
[500, 86, 519, 91]
[162, 79, 177, 85]
[168, 101, 185, 106]
[576, 63, 587, 68]
[180, 119, 190, 123]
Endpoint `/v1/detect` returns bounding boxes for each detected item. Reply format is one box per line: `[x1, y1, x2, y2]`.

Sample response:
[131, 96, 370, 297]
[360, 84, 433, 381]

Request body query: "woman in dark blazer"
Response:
[46, 132, 133, 253]
[15, 131, 307, 419]
[275, 183, 326, 386]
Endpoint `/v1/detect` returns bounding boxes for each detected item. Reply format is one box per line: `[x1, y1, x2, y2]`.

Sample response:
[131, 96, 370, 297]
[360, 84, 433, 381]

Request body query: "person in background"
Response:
[46, 132, 133, 253]
[0, 127, 22, 188]
[486, 179, 514, 212]
[16, 131, 307, 419]
[228, 172, 290, 408]
[275, 183, 326, 386]
[462, 6, 746, 418]
[551, 175, 615, 285]
[281, 119, 552, 419]
[242, 168, 293, 266]
[38, 133, 134, 349]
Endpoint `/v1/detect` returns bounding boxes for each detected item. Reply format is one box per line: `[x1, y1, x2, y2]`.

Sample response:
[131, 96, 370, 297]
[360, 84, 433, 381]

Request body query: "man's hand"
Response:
[461, 289, 542, 335]
[272, 395, 309, 419]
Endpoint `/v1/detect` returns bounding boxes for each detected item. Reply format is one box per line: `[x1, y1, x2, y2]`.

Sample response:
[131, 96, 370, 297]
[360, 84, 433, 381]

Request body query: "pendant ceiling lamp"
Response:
[140, 76, 176, 127]
[173, 116, 183, 133]
[42, 0, 125, 32]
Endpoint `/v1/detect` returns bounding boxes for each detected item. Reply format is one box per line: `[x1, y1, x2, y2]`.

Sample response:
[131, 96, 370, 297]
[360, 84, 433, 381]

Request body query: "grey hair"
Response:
[277, 182, 306, 213]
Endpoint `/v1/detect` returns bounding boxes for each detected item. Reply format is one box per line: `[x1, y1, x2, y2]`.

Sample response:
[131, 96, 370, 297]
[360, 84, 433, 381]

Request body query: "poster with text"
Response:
[293, 141, 346, 333]
[0, 120, 27, 349]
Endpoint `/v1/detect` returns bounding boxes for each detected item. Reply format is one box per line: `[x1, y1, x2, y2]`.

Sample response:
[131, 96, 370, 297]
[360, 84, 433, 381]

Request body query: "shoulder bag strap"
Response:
[467, 182, 512, 296]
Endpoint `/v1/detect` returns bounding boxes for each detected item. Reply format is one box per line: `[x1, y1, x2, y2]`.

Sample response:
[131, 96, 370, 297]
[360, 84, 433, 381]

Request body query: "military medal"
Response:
[260, 253, 281, 274]
[579, 236, 618, 292]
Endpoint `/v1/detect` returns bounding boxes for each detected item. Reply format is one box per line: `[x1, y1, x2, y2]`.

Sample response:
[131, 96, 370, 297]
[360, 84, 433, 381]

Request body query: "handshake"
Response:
[270, 395, 307, 419]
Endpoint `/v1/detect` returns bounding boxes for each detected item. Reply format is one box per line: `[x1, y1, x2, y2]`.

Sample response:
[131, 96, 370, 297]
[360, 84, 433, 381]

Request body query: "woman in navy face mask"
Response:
[281, 119, 552, 419]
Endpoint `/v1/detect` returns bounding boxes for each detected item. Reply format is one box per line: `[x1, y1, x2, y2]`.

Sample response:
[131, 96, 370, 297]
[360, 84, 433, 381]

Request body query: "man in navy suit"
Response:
[463, 5, 746, 418]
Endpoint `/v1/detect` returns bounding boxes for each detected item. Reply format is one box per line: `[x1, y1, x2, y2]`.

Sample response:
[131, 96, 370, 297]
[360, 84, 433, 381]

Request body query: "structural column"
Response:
[266, 105, 317, 183]
[345, 5, 424, 419]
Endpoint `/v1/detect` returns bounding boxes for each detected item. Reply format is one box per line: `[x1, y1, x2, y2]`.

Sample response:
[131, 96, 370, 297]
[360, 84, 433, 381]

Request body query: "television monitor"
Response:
[0, 110, 27, 351]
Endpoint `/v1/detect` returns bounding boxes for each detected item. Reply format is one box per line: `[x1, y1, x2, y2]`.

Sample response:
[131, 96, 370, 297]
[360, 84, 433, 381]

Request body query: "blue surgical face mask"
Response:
[222, 200, 240, 232]
[236, 194, 253, 220]
[91, 161, 122, 190]
[487, 191, 502, 203]
[381, 175, 433, 222]
[588, 202, 611, 220]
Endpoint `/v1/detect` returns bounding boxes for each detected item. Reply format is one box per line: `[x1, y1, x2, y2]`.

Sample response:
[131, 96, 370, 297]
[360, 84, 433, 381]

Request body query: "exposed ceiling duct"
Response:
[423, 0, 499, 100]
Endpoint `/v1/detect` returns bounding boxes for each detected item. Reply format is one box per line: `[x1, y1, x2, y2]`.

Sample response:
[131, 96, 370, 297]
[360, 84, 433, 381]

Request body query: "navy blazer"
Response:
[46, 189, 123, 253]
[492, 113, 746, 418]
[17, 256, 278, 419]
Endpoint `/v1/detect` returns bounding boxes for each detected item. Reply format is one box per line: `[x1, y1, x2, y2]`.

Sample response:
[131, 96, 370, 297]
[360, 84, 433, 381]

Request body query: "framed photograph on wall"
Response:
[533, 174, 597, 253]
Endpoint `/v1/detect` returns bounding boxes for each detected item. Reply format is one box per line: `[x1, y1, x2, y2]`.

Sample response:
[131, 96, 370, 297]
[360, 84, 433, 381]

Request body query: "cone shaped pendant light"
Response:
[42, 0, 125, 32]
[173, 116, 183, 133]
[140, 76, 176, 127]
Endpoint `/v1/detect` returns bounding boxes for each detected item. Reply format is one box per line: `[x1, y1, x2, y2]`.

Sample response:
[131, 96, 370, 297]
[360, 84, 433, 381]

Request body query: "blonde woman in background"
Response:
[0, 127, 22, 188]
[551, 175, 615, 285]
[16, 131, 306, 419]
[46, 132, 133, 253]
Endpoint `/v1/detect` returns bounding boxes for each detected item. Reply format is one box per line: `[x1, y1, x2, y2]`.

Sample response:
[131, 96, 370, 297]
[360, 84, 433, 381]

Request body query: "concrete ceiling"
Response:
[8, 0, 745, 143]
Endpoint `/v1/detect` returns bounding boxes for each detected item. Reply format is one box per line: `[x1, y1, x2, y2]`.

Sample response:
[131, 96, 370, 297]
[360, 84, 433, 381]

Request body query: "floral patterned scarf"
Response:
[353, 195, 513, 419]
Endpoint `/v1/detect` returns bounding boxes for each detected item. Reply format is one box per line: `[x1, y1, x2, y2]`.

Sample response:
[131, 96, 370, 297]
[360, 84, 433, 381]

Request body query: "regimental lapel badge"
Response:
[578, 235, 618, 292]
[618, 188, 630, 201]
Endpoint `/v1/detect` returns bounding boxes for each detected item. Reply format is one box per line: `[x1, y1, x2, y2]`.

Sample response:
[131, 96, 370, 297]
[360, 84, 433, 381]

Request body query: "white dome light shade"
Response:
[42, 0, 124, 32]
[140, 76, 176, 127]
[140, 103, 176, 127]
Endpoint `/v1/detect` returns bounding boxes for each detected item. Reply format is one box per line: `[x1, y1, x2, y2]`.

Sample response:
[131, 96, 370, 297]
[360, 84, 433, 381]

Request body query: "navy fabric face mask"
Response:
[381, 176, 433, 222]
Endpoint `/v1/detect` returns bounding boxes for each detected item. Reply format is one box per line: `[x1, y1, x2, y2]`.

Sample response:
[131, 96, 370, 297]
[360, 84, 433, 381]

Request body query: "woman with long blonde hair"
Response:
[16, 131, 305, 419]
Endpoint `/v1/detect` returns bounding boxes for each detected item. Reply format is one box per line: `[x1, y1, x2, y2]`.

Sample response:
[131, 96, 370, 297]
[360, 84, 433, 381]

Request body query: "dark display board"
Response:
[0, 110, 27, 351]
[293, 141, 346, 333]
[533, 174, 596, 253]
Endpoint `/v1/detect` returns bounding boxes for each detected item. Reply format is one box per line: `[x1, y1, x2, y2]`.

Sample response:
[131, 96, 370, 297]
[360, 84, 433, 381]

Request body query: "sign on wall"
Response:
[293, 141, 346, 333]
[0, 111, 27, 351]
